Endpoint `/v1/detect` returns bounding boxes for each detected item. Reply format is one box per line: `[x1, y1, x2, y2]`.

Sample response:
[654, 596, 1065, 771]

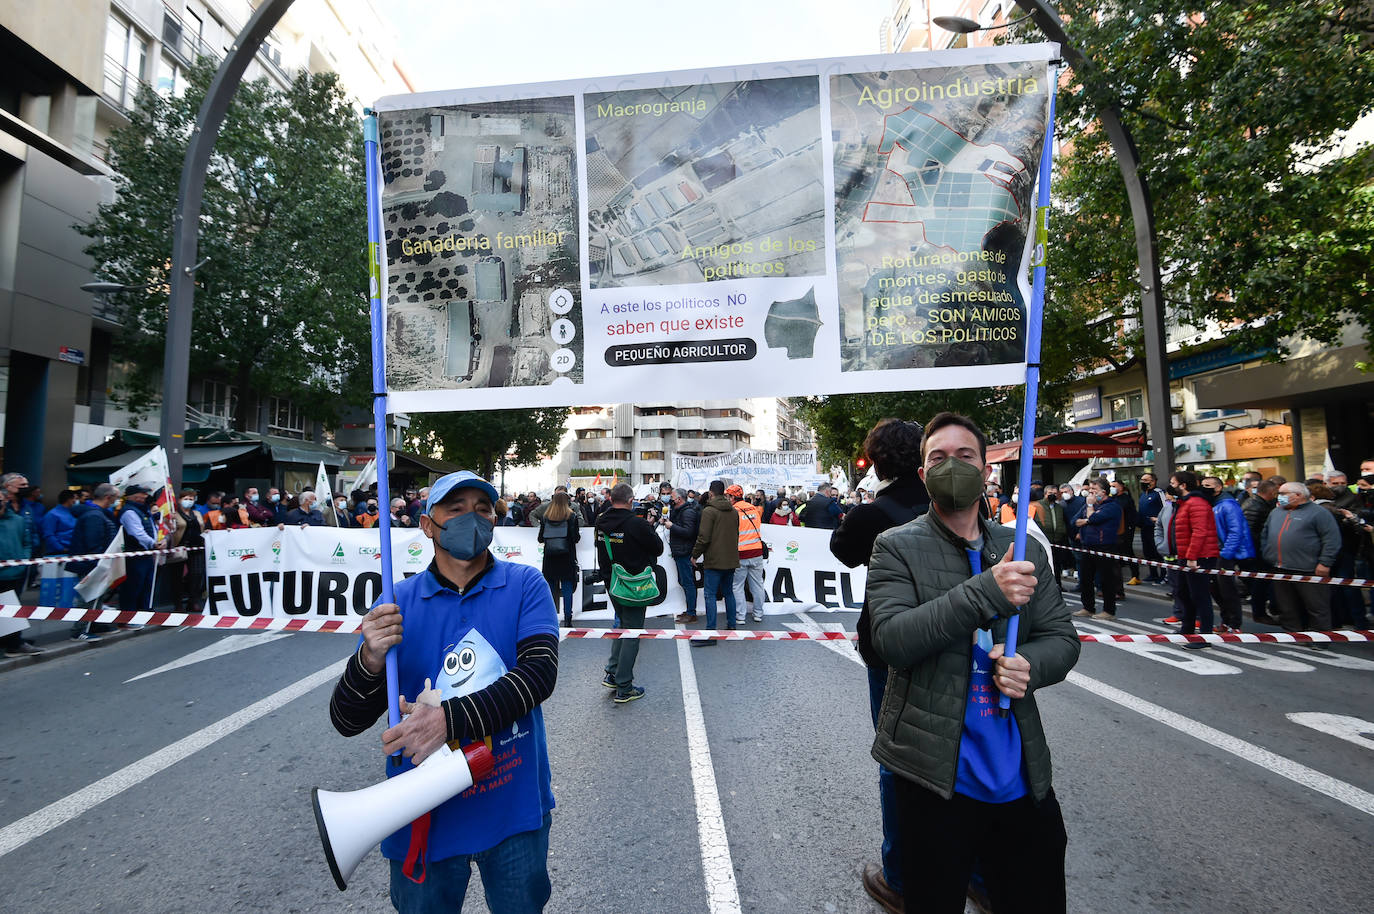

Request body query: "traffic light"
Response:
[855, 457, 868, 471]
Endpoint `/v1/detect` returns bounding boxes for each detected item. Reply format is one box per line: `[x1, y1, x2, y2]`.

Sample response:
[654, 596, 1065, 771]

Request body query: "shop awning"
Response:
[67, 443, 263, 484]
[1193, 343, 1374, 410]
[987, 432, 1145, 464]
[392, 450, 461, 476]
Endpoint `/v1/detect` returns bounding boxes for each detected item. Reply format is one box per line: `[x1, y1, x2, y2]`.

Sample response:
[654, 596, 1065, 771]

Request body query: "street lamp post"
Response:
[937, 2, 1174, 482]
[160, 0, 298, 488]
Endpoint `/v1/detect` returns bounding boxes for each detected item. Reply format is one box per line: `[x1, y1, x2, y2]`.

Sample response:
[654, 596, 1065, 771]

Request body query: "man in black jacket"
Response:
[664, 487, 702, 624]
[803, 484, 842, 529]
[829, 419, 928, 914]
[594, 484, 664, 703]
[66, 484, 122, 641]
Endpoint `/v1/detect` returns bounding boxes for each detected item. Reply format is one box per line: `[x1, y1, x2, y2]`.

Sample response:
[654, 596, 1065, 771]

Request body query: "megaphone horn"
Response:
[312, 741, 495, 890]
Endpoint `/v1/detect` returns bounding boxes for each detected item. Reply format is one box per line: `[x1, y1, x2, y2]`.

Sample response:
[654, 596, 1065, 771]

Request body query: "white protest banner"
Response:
[672, 448, 818, 493]
[203, 524, 865, 621]
[373, 43, 1056, 413]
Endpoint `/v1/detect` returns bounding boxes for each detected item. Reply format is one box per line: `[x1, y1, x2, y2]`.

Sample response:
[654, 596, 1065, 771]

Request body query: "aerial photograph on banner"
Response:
[583, 77, 827, 289]
[379, 98, 583, 390]
[830, 62, 1048, 373]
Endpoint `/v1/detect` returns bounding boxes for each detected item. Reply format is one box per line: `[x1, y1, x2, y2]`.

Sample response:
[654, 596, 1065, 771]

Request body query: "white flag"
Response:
[316, 461, 337, 527]
[75, 530, 128, 602]
[353, 458, 377, 494]
[109, 446, 174, 541]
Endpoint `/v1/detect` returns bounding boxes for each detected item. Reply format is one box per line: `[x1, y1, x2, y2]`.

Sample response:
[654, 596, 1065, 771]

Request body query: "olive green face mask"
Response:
[923, 456, 986, 512]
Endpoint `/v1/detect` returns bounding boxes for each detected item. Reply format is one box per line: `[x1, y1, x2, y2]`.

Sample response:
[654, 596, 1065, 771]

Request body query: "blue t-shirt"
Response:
[954, 547, 1029, 803]
[376, 558, 558, 861]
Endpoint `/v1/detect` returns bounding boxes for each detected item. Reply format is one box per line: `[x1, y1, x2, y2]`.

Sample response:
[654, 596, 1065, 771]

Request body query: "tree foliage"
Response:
[1042, 1, 1374, 357]
[406, 408, 571, 481]
[791, 388, 1064, 470]
[81, 61, 371, 427]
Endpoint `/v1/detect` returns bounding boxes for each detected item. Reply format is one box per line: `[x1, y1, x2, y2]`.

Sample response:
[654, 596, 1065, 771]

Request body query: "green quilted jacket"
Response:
[867, 509, 1079, 801]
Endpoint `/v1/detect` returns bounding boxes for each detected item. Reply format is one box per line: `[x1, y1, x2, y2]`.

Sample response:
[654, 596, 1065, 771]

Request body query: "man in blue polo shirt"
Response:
[328, 470, 559, 913]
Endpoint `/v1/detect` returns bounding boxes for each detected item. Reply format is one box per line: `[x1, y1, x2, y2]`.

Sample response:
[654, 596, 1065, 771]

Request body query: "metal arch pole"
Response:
[162, 0, 298, 488]
[1012, 0, 1174, 481]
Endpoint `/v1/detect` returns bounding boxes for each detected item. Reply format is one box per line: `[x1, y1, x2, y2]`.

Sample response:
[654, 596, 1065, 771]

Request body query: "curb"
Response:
[0, 622, 166, 673]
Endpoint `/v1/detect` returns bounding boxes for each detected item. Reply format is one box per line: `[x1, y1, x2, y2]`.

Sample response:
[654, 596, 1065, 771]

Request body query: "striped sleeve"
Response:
[328, 645, 389, 737]
[441, 633, 559, 744]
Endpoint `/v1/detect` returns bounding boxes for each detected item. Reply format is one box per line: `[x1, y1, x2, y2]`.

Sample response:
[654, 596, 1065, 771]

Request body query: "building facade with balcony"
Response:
[0, 0, 412, 492]
[550, 399, 813, 491]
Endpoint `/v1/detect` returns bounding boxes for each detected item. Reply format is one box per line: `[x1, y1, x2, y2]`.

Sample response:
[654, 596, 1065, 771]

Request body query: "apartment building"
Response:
[0, 0, 411, 489]
[554, 398, 813, 490]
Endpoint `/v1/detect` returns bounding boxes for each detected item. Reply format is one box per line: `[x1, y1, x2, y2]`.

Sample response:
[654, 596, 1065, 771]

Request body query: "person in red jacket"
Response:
[1169, 470, 1219, 647]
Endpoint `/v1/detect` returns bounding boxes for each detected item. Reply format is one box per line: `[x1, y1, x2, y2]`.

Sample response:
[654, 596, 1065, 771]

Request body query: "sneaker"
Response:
[3, 641, 43, 657]
[1071, 609, 1094, 618]
[1163, 615, 1181, 625]
[752, 613, 764, 623]
[1183, 641, 1210, 650]
[614, 686, 645, 703]
[601, 672, 617, 689]
[1092, 611, 1116, 621]
[1214, 624, 1232, 634]
[674, 613, 698, 624]
[70, 632, 103, 643]
[1128, 577, 1141, 586]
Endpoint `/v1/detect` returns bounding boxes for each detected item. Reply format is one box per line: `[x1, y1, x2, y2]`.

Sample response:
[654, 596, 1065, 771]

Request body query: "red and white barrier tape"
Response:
[0, 605, 1369, 645]
[0, 546, 202, 568]
[1063, 545, 1372, 588]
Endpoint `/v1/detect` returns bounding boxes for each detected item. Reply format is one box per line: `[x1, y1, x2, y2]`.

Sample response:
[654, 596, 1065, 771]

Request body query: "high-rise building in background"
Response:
[0, 0, 411, 488]
[550, 398, 814, 492]
[882, 1, 1011, 53]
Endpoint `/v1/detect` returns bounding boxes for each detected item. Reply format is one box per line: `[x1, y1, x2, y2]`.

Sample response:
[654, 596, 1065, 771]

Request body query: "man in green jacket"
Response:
[867, 412, 1080, 914]
[691, 480, 739, 644]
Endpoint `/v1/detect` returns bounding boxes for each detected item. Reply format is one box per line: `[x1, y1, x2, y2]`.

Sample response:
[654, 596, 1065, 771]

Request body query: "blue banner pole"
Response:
[363, 110, 401, 737]
[999, 75, 1057, 716]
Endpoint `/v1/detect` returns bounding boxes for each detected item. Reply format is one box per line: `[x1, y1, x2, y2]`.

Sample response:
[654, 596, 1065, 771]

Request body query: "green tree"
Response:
[1042, 1, 1374, 357]
[407, 408, 570, 481]
[791, 388, 1063, 471]
[81, 61, 370, 428]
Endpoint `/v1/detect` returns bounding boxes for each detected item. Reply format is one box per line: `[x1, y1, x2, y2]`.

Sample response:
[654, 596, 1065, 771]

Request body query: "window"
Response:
[576, 428, 610, 439]
[104, 14, 148, 109]
[571, 406, 604, 415]
[200, 380, 236, 418]
[156, 55, 183, 97]
[636, 406, 675, 416]
[640, 451, 664, 461]
[677, 407, 702, 418]
[269, 396, 305, 437]
[641, 474, 661, 484]
[1110, 390, 1145, 421]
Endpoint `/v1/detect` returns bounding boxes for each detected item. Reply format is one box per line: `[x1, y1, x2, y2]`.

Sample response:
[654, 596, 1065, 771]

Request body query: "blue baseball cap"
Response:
[424, 471, 499, 515]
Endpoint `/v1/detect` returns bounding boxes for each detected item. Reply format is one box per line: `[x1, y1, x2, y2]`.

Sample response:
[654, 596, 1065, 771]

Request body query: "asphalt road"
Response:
[1, 584, 1370, 913]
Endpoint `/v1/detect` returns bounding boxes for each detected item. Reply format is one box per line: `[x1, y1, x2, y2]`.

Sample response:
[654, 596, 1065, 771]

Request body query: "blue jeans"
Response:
[390, 812, 552, 914]
[701, 568, 735, 629]
[544, 573, 575, 622]
[867, 666, 903, 892]
[673, 555, 697, 614]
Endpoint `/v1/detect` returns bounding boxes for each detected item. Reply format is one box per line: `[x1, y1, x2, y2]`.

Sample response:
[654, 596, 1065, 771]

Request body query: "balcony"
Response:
[692, 437, 736, 454]
[634, 414, 677, 431]
[637, 459, 666, 474]
[704, 416, 753, 435]
[569, 412, 614, 431]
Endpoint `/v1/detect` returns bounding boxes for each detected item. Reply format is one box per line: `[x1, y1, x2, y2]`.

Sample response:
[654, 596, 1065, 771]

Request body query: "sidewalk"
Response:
[1, 592, 171, 672]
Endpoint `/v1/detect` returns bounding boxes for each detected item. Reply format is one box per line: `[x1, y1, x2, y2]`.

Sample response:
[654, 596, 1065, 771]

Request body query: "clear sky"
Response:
[381, 0, 891, 92]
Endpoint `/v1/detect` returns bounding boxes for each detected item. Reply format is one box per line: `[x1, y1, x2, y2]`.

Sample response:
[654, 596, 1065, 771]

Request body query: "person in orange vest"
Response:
[999, 487, 1043, 526]
[355, 496, 380, 528]
[726, 484, 767, 624]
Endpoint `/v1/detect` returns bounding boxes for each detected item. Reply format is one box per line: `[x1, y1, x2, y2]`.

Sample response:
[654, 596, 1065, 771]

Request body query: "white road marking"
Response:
[1106, 617, 1314, 672]
[676, 637, 743, 914]
[1279, 646, 1374, 671]
[1068, 671, 1374, 817]
[1287, 713, 1374, 752]
[1074, 621, 1241, 675]
[124, 632, 295, 683]
[790, 612, 863, 666]
[0, 658, 346, 858]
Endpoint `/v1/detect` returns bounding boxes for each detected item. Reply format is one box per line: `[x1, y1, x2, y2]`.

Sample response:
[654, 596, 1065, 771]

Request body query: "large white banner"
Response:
[374, 43, 1056, 411]
[672, 448, 818, 493]
[204, 525, 865, 621]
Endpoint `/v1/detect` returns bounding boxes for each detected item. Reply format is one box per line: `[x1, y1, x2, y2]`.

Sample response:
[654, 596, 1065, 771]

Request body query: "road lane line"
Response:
[1068, 671, 1374, 817]
[1103, 618, 1314, 672]
[1287, 713, 1374, 752]
[790, 612, 862, 666]
[1278, 646, 1374, 671]
[0, 658, 346, 858]
[125, 632, 296, 683]
[1073, 621, 1241, 675]
[676, 638, 743, 914]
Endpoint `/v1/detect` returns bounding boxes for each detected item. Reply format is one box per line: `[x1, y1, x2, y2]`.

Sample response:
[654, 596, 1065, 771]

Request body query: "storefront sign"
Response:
[1171, 432, 1228, 463]
[1224, 425, 1292, 460]
[1071, 387, 1102, 421]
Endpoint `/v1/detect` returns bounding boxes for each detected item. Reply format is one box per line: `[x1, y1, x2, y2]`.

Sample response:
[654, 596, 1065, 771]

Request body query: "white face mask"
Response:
[180, 498, 195, 510]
